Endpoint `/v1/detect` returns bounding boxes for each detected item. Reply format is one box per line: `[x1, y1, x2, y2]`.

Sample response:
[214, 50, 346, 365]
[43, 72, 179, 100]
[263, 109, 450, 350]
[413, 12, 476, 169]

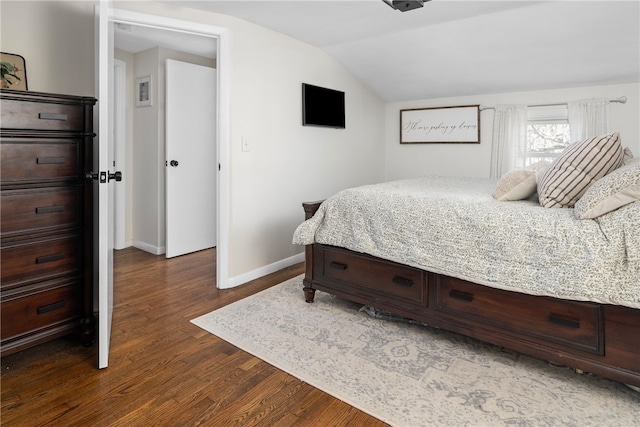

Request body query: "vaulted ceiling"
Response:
[155, 1, 640, 102]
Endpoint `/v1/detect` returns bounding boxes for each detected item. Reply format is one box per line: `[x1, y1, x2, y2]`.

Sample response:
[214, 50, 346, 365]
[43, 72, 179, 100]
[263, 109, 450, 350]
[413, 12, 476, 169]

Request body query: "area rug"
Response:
[191, 275, 639, 427]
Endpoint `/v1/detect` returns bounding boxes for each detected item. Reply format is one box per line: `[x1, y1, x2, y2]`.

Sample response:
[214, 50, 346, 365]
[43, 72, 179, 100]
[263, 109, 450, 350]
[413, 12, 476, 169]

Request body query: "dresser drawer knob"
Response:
[329, 261, 347, 270]
[449, 290, 474, 302]
[36, 205, 64, 214]
[37, 157, 65, 164]
[38, 113, 68, 121]
[548, 313, 580, 329]
[37, 300, 66, 315]
[36, 253, 65, 264]
[392, 276, 413, 287]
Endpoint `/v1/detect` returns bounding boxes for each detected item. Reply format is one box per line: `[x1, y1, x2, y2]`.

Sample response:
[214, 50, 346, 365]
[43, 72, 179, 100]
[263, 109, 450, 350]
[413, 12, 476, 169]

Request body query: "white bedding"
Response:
[293, 176, 640, 309]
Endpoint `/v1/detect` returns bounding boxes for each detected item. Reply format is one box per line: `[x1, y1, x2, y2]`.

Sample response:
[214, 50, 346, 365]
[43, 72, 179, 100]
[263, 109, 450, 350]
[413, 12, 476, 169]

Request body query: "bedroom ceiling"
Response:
[155, 0, 639, 102]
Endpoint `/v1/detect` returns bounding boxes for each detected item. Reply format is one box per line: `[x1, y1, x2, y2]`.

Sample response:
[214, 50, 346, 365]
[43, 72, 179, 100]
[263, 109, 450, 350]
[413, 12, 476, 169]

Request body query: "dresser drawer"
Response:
[318, 246, 425, 303]
[1, 284, 79, 339]
[0, 140, 80, 181]
[1, 98, 85, 131]
[1, 236, 79, 286]
[435, 276, 603, 355]
[1, 187, 80, 234]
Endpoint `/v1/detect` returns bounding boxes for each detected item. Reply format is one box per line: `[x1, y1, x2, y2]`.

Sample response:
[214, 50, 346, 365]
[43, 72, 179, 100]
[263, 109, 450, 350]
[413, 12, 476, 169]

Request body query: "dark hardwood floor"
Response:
[1, 247, 387, 426]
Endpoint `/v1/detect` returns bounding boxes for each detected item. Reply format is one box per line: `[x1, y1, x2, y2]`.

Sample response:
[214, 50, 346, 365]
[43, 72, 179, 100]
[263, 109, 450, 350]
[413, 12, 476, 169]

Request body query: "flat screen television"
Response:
[302, 83, 345, 129]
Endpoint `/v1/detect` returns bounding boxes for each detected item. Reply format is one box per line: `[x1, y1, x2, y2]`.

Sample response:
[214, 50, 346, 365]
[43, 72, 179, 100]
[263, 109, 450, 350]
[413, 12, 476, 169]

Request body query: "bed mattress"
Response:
[293, 176, 640, 308]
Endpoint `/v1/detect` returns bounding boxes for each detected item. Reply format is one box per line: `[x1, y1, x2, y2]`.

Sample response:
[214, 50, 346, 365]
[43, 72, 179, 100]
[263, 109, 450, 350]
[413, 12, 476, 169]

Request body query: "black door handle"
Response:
[170, 160, 179, 167]
[86, 171, 121, 183]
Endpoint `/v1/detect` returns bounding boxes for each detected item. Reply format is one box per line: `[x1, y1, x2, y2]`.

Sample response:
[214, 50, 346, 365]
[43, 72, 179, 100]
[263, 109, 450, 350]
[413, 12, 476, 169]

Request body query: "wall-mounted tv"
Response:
[302, 83, 345, 129]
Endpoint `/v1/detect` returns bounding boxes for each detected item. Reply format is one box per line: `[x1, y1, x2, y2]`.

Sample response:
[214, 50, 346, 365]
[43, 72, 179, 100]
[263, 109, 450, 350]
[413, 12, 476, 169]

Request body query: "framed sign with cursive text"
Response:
[400, 105, 480, 144]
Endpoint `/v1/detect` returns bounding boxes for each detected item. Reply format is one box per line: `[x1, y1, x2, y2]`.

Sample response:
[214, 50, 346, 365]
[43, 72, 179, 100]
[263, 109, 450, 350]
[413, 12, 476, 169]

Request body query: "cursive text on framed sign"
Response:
[400, 105, 480, 144]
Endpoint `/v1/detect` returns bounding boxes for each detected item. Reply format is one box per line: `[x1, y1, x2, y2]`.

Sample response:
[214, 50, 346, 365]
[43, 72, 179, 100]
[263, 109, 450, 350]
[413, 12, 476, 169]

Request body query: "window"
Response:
[525, 105, 571, 166]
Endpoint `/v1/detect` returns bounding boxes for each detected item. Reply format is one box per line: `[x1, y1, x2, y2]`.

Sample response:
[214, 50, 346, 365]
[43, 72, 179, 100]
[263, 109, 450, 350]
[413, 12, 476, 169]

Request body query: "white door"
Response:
[165, 59, 217, 258]
[95, 2, 115, 369]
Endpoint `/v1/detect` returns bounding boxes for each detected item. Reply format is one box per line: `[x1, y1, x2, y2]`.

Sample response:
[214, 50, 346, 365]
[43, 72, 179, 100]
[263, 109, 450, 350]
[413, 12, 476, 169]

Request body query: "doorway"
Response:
[110, 10, 230, 287]
[113, 24, 216, 256]
[98, 7, 231, 368]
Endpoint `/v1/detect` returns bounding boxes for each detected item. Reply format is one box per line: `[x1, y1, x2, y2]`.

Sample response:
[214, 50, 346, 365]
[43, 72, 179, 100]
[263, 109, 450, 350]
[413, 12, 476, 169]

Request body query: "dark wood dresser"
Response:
[1, 89, 96, 356]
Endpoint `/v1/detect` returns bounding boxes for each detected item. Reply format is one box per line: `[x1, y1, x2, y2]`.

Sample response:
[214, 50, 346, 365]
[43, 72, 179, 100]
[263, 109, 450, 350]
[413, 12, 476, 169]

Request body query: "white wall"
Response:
[224, 15, 386, 278]
[0, 1, 95, 96]
[385, 83, 640, 181]
[129, 47, 160, 253]
[1, 0, 386, 284]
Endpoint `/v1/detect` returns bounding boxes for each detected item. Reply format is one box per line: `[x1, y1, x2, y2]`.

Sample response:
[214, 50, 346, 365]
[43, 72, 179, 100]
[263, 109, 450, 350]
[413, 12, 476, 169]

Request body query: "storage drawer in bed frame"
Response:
[311, 243, 604, 355]
[315, 245, 426, 305]
[433, 275, 604, 355]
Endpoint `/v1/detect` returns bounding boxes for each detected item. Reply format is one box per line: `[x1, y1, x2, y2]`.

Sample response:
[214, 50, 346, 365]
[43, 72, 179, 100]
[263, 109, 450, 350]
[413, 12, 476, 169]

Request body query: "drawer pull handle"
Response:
[449, 290, 474, 302]
[36, 205, 64, 214]
[39, 113, 68, 121]
[329, 261, 347, 270]
[548, 314, 580, 329]
[37, 300, 66, 315]
[37, 157, 65, 165]
[392, 276, 413, 287]
[36, 253, 65, 264]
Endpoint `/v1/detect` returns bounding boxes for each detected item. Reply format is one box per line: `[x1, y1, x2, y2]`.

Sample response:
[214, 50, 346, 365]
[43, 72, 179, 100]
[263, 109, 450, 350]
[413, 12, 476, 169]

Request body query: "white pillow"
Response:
[494, 169, 537, 201]
[538, 132, 624, 208]
[574, 157, 640, 219]
[623, 147, 635, 165]
[493, 161, 550, 201]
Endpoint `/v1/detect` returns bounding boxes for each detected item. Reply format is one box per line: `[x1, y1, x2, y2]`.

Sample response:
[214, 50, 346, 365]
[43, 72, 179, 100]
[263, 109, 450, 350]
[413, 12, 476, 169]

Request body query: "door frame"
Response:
[113, 58, 126, 250]
[109, 8, 230, 288]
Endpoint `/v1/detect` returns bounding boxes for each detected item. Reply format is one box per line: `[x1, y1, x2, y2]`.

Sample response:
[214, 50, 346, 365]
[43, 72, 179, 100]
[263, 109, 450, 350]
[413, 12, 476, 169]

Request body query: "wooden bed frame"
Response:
[301, 201, 640, 387]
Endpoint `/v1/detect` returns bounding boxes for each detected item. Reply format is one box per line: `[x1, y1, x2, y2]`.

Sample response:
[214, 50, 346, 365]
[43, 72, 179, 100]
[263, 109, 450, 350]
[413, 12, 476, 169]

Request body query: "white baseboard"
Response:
[114, 239, 134, 251]
[222, 252, 305, 289]
[132, 240, 165, 255]
[122, 244, 303, 288]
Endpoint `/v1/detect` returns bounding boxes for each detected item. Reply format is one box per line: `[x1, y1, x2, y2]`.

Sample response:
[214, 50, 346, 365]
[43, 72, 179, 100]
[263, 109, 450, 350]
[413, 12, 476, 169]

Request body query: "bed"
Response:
[293, 174, 640, 387]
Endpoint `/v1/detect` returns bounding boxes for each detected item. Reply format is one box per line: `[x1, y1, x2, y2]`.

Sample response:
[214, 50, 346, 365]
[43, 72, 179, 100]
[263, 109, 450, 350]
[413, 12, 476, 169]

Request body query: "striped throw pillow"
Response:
[537, 132, 623, 208]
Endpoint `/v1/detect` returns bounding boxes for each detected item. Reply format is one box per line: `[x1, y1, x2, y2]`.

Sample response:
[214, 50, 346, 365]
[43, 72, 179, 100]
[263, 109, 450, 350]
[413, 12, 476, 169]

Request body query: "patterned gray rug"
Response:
[191, 276, 639, 427]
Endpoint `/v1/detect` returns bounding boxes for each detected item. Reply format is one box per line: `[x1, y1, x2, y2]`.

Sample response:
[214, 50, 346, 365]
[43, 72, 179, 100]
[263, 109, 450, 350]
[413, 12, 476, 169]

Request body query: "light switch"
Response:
[242, 136, 250, 152]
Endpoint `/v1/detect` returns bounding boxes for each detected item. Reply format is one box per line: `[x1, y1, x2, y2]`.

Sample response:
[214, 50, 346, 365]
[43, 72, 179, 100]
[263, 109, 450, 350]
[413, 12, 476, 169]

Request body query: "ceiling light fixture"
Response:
[382, 0, 430, 12]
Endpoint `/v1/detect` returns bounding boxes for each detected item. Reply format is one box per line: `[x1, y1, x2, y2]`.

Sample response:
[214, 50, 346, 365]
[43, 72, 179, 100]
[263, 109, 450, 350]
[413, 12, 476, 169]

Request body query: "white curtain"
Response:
[568, 98, 610, 142]
[490, 104, 527, 178]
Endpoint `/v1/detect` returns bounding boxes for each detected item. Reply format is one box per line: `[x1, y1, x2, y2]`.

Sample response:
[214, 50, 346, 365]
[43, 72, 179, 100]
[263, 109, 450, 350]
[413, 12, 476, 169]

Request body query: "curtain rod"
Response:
[479, 96, 627, 111]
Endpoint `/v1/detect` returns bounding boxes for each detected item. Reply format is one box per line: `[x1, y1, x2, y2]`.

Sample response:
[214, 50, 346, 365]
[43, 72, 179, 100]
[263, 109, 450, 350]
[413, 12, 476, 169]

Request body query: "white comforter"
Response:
[293, 176, 640, 309]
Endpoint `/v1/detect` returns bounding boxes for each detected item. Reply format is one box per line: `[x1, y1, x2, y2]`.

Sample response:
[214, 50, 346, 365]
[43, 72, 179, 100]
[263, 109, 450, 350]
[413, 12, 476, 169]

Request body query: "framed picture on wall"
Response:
[1, 52, 28, 90]
[136, 75, 152, 107]
[400, 105, 480, 144]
